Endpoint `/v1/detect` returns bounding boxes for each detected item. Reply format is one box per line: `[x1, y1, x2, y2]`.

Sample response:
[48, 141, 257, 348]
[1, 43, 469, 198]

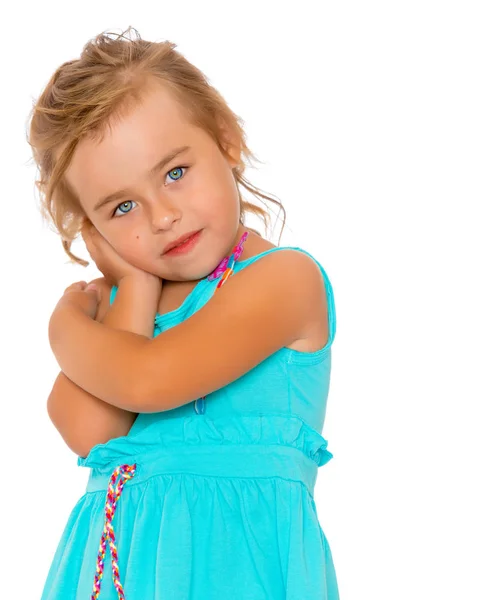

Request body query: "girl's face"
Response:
[64, 82, 243, 282]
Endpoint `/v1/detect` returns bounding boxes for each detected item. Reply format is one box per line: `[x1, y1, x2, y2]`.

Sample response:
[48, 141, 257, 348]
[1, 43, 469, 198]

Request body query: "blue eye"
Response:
[112, 200, 137, 217]
[111, 165, 188, 218]
[166, 165, 187, 184]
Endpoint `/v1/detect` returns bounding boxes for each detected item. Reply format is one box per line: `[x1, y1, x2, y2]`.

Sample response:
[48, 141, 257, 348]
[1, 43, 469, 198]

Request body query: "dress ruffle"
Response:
[77, 414, 333, 471]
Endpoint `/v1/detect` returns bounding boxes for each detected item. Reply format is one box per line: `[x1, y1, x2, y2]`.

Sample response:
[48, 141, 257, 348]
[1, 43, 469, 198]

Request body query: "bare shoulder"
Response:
[239, 230, 329, 349]
[248, 248, 328, 348]
[279, 250, 329, 351]
[88, 276, 112, 322]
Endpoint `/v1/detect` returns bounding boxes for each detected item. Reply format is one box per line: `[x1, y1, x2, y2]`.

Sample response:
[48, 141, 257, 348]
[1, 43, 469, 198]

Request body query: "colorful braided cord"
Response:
[207, 230, 249, 283]
[91, 464, 137, 599]
[91, 231, 249, 598]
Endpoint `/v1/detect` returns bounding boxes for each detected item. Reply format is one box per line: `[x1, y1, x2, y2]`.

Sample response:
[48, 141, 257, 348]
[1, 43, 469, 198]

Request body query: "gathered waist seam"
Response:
[84, 471, 319, 503]
[84, 444, 320, 497]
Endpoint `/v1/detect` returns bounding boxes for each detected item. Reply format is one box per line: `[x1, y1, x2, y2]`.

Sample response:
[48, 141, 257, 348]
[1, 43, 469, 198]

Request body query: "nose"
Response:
[150, 196, 182, 231]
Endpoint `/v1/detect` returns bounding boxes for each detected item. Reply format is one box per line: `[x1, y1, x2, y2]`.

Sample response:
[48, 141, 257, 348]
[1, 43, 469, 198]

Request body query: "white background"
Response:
[1, 1, 478, 598]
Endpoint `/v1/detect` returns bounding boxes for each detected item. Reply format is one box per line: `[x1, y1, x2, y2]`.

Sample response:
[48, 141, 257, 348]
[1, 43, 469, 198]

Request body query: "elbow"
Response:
[47, 394, 91, 458]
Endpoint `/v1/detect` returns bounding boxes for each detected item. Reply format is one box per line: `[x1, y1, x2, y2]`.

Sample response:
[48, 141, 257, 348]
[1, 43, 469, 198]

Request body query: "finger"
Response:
[86, 227, 100, 248]
[82, 227, 99, 255]
[81, 220, 95, 242]
[69, 280, 87, 287]
[81, 227, 91, 244]
[64, 281, 87, 293]
[85, 283, 101, 300]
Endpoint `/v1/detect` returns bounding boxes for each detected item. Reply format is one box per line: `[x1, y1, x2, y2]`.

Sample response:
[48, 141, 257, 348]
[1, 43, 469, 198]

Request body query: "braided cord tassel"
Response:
[91, 463, 137, 599]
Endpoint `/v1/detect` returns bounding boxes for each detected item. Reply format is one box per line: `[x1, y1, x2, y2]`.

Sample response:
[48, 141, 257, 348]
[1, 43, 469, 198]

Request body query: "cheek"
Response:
[115, 237, 144, 259]
[204, 191, 238, 223]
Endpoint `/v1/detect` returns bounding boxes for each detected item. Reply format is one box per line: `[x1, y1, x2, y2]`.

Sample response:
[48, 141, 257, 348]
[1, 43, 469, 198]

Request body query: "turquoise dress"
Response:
[40, 245, 340, 599]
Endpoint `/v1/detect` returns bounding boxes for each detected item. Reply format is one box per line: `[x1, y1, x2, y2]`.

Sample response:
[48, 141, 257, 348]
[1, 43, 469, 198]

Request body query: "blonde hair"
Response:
[26, 27, 286, 267]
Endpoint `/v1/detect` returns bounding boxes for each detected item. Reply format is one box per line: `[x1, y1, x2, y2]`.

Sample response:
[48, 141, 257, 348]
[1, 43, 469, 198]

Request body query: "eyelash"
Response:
[111, 165, 189, 218]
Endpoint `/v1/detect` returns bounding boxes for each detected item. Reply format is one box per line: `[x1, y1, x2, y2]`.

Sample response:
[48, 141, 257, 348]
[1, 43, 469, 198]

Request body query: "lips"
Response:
[163, 230, 201, 254]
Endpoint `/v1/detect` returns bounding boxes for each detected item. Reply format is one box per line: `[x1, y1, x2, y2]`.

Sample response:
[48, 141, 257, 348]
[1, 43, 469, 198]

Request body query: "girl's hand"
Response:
[55, 280, 100, 319]
[81, 220, 159, 288]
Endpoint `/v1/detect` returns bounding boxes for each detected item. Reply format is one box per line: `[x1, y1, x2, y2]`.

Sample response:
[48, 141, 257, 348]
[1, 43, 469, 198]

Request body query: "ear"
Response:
[217, 118, 241, 168]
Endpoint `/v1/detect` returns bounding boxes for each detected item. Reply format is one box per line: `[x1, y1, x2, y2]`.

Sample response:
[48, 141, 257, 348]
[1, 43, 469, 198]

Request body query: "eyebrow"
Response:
[93, 145, 191, 212]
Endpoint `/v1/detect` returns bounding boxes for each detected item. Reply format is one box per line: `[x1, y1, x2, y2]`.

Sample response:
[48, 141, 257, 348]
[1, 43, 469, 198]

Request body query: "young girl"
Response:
[31, 28, 339, 600]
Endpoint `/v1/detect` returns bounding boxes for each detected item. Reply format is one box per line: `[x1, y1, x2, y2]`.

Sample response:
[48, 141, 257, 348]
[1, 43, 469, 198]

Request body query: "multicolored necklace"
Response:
[206, 230, 249, 286]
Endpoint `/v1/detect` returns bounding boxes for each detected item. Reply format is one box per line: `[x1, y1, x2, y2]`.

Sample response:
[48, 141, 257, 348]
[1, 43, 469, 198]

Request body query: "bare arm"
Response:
[47, 275, 161, 458]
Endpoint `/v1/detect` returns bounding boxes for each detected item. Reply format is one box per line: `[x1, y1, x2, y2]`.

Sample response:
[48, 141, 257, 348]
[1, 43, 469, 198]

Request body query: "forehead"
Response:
[64, 84, 198, 203]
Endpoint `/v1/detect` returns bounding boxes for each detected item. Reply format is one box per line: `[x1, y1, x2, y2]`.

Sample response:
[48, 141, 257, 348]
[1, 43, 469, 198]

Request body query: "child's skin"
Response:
[47, 79, 271, 455]
[47, 274, 160, 457]
[62, 78, 251, 288]
[48, 79, 328, 456]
